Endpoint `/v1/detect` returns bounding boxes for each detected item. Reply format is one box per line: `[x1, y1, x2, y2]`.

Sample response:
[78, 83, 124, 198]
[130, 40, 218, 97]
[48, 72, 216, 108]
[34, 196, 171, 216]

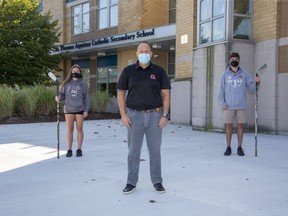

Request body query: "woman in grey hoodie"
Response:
[56, 65, 90, 157]
[218, 52, 260, 156]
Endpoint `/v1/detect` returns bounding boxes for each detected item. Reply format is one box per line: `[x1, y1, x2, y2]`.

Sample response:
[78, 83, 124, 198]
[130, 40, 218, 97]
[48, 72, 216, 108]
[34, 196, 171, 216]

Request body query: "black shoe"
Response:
[237, 146, 245, 156]
[76, 149, 82, 157]
[154, 183, 165, 194]
[66, 150, 72, 157]
[224, 146, 232, 156]
[123, 184, 136, 194]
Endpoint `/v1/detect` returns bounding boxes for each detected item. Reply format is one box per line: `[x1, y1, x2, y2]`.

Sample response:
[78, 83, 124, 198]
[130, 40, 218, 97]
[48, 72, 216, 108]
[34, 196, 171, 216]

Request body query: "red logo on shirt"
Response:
[150, 74, 156, 79]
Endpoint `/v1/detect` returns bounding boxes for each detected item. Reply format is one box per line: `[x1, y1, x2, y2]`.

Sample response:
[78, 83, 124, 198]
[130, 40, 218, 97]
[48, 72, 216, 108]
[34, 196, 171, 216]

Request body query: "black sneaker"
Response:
[224, 146, 232, 156]
[237, 146, 245, 156]
[76, 149, 82, 157]
[154, 183, 165, 194]
[66, 150, 72, 157]
[123, 184, 136, 194]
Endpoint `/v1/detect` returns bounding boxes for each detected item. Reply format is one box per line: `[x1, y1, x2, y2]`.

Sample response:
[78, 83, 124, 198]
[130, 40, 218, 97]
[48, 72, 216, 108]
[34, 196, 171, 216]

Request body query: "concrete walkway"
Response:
[0, 120, 287, 216]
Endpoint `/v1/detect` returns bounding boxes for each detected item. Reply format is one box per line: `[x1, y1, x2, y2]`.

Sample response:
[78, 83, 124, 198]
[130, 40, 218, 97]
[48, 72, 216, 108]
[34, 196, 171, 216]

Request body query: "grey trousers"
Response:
[126, 108, 163, 186]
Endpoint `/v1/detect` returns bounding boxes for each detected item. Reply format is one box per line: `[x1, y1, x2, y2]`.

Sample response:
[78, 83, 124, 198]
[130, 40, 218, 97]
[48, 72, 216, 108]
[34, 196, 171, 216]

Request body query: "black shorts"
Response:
[64, 110, 84, 115]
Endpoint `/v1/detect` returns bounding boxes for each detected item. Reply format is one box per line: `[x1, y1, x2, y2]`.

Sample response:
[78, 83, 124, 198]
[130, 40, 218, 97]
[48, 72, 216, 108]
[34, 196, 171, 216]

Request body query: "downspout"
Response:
[205, 46, 214, 131]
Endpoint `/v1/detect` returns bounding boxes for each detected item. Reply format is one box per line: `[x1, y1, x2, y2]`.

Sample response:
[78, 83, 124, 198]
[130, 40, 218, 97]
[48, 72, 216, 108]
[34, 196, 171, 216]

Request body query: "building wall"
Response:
[279, 0, 288, 38]
[253, 0, 279, 41]
[276, 0, 288, 133]
[171, 80, 192, 124]
[42, 0, 64, 44]
[118, 0, 142, 33]
[188, 0, 288, 134]
[42, 0, 287, 134]
[142, 0, 168, 29]
[175, 0, 196, 79]
[253, 0, 288, 134]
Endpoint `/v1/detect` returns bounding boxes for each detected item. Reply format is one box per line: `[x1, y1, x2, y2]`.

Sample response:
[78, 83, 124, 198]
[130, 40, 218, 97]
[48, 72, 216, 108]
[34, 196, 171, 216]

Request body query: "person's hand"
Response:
[83, 112, 88, 118]
[159, 116, 168, 128]
[121, 114, 131, 128]
[223, 105, 229, 110]
[255, 76, 260, 84]
[55, 96, 60, 103]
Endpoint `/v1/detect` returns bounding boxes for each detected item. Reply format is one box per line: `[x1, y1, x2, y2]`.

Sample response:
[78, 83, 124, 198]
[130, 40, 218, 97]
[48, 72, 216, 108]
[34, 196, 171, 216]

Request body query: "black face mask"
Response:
[231, 61, 239, 67]
[72, 73, 82, 79]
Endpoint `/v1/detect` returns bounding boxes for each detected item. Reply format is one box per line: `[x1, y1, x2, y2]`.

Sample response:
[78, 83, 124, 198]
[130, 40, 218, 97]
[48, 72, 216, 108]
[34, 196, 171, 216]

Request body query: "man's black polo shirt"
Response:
[117, 61, 171, 111]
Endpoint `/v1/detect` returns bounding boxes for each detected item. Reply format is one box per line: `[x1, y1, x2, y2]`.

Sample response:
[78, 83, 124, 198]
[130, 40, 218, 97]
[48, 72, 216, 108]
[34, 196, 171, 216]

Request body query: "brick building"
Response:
[41, 0, 288, 134]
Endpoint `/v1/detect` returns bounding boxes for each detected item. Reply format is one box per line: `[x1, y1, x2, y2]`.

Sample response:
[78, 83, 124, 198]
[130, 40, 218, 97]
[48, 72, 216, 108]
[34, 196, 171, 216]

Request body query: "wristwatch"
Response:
[162, 113, 169, 119]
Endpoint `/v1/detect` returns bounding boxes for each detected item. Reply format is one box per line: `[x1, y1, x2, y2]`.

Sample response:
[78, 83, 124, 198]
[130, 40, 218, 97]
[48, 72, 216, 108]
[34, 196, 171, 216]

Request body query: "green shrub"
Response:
[0, 86, 17, 118]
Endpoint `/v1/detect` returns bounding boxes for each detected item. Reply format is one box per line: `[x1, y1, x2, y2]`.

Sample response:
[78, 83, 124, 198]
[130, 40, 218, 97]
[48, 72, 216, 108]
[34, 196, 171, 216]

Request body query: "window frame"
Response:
[197, 0, 253, 46]
[232, 0, 253, 40]
[72, 2, 90, 35]
[96, 66, 118, 97]
[98, 0, 118, 30]
[169, 0, 176, 24]
[197, 0, 227, 46]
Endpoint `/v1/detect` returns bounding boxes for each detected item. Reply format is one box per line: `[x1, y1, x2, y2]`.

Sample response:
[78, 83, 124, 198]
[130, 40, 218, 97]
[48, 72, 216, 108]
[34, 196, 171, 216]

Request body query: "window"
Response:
[233, 0, 252, 39]
[97, 55, 117, 97]
[168, 52, 175, 79]
[72, 2, 90, 35]
[198, 0, 252, 45]
[198, 0, 225, 45]
[169, 0, 176, 24]
[98, 0, 118, 29]
[97, 67, 117, 97]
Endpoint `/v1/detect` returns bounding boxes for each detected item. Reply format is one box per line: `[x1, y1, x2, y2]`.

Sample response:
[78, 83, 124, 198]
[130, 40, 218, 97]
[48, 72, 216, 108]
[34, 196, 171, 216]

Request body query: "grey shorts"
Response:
[224, 109, 246, 124]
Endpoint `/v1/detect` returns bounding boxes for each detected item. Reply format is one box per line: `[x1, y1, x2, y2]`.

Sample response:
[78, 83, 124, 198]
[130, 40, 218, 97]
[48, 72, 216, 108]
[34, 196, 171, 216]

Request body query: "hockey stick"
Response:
[255, 64, 267, 157]
[48, 72, 60, 159]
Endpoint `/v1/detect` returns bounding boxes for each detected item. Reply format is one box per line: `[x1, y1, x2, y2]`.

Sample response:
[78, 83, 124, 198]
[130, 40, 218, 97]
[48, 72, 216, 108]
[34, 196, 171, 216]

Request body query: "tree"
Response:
[0, 0, 62, 86]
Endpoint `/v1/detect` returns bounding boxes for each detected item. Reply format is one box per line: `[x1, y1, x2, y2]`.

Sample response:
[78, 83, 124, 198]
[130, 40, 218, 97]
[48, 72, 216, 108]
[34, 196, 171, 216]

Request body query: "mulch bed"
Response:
[0, 112, 121, 125]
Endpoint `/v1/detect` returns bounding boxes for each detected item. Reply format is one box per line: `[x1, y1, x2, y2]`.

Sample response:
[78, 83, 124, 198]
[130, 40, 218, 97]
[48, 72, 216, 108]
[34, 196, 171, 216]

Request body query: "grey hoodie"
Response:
[218, 67, 256, 110]
[59, 79, 90, 113]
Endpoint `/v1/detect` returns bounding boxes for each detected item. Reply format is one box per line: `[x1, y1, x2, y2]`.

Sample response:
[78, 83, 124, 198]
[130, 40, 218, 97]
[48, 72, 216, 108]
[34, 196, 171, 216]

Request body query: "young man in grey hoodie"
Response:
[218, 52, 260, 156]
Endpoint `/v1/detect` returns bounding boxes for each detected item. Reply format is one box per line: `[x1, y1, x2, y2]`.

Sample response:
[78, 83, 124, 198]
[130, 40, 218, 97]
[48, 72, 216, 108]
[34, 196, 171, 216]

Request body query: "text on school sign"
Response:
[57, 29, 155, 52]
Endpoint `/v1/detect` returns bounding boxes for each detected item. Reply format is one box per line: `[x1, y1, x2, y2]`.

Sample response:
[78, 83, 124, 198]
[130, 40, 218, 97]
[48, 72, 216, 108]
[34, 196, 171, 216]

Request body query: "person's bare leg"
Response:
[226, 123, 233, 147]
[237, 123, 244, 147]
[75, 114, 84, 150]
[65, 114, 75, 150]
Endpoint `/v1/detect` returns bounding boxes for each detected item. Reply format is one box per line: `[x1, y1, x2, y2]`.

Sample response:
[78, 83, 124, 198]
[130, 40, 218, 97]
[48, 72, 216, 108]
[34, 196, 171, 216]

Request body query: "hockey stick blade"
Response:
[48, 72, 57, 82]
[256, 64, 267, 75]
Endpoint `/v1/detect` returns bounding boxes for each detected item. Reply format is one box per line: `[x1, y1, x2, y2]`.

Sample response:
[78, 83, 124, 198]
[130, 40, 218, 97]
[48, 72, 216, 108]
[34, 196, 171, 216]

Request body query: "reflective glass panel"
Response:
[212, 18, 225, 41]
[110, 0, 118, 5]
[73, 5, 80, 15]
[200, 0, 211, 21]
[200, 22, 211, 44]
[99, 0, 107, 8]
[73, 15, 81, 34]
[99, 9, 108, 29]
[83, 3, 89, 13]
[169, 0, 176, 9]
[169, 10, 176, 24]
[110, 5, 118, 26]
[234, 0, 250, 15]
[82, 13, 89, 32]
[233, 17, 251, 39]
[213, 0, 225, 16]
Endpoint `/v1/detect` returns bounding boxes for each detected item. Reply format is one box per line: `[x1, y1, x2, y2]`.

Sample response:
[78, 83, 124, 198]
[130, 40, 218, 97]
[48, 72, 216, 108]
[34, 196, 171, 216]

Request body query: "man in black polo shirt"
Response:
[117, 41, 171, 194]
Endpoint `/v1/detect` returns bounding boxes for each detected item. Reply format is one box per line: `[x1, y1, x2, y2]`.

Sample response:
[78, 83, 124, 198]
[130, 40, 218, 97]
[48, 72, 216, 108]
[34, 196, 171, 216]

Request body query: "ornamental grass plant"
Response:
[0, 86, 17, 118]
[90, 91, 110, 113]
